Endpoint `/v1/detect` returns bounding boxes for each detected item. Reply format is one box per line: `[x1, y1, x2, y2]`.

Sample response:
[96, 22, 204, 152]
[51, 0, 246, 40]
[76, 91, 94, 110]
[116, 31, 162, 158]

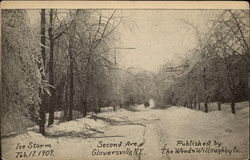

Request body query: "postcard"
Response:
[1, 1, 249, 160]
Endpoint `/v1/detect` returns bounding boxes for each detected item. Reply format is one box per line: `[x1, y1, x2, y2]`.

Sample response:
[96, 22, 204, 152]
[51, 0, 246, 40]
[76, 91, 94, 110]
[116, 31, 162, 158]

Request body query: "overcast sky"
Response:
[115, 10, 220, 72]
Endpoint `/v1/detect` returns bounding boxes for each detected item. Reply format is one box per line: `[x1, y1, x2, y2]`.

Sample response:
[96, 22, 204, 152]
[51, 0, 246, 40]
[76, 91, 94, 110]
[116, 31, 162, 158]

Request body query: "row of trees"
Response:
[2, 9, 156, 136]
[38, 9, 126, 135]
[156, 10, 249, 114]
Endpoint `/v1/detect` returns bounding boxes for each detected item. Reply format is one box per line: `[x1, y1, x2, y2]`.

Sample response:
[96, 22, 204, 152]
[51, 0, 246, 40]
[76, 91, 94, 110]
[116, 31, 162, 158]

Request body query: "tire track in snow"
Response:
[139, 115, 170, 160]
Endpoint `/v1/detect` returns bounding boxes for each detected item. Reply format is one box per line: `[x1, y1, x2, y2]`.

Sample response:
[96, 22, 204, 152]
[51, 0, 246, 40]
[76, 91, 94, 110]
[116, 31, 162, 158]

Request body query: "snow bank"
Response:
[2, 101, 248, 160]
[100, 106, 114, 112]
[157, 102, 249, 160]
[46, 117, 107, 135]
[238, 106, 249, 114]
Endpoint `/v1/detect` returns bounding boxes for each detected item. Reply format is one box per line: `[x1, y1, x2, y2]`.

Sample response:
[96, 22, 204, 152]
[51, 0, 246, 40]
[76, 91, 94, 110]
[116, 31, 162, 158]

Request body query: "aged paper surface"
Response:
[1, 1, 249, 160]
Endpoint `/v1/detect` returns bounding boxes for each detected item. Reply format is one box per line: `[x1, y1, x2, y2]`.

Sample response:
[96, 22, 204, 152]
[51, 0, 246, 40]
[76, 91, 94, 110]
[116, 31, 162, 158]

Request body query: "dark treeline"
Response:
[155, 10, 249, 114]
[1, 9, 156, 136]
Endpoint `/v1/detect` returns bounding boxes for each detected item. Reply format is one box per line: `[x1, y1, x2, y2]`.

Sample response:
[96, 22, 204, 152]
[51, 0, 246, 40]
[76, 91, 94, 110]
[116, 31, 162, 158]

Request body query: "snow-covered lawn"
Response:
[156, 105, 249, 160]
[1, 101, 249, 160]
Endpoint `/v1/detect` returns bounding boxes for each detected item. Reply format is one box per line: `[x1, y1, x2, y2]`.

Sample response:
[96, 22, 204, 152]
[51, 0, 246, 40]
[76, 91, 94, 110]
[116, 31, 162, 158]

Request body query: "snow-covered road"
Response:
[2, 102, 249, 160]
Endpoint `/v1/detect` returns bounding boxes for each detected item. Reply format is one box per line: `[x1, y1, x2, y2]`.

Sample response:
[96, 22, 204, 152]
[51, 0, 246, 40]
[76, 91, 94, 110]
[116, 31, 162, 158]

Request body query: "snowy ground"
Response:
[2, 101, 249, 160]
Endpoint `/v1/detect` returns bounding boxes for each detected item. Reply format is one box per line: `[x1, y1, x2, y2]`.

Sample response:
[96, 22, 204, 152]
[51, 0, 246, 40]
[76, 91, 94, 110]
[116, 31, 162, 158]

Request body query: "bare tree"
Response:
[39, 9, 46, 135]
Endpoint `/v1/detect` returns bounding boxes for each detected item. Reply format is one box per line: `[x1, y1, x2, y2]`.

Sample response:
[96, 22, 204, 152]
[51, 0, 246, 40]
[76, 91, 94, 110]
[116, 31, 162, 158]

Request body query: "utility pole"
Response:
[112, 47, 136, 110]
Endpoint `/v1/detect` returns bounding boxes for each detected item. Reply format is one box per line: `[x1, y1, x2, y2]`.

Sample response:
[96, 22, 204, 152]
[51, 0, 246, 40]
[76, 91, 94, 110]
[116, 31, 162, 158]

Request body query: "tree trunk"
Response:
[39, 9, 46, 135]
[231, 96, 236, 114]
[190, 101, 193, 109]
[198, 102, 201, 110]
[217, 101, 221, 111]
[248, 72, 250, 106]
[94, 96, 99, 114]
[48, 9, 55, 126]
[231, 102, 235, 114]
[82, 101, 87, 117]
[203, 66, 208, 113]
[68, 38, 74, 121]
[81, 91, 87, 117]
[204, 98, 208, 113]
[194, 100, 197, 110]
[63, 76, 69, 120]
[184, 101, 187, 108]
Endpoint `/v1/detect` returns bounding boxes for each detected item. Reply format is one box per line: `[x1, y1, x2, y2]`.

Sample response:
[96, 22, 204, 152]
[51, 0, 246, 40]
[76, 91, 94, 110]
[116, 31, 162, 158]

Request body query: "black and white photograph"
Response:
[1, 1, 249, 160]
